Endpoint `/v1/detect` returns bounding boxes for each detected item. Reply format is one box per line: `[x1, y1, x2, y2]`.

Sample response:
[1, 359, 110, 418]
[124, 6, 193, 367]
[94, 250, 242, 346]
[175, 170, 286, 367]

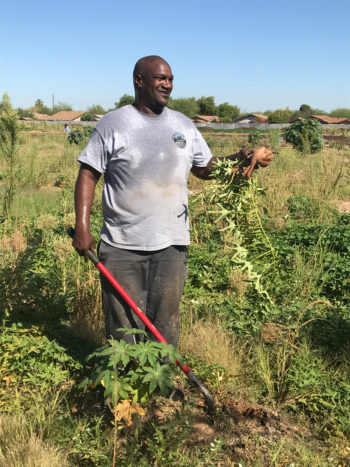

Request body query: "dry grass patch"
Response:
[179, 318, 243, 376]
[69, 262, 105, 345]
[0, 230, 26, 255]
[257, 146, 350, 227]
[0, 415, 68, 467]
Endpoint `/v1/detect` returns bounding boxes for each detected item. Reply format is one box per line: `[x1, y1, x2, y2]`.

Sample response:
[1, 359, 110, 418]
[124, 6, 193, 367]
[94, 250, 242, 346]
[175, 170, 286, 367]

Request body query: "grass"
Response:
[256, 146, 350, 228]
[1, 123, 350, 464]
[0, 415, 68, 467]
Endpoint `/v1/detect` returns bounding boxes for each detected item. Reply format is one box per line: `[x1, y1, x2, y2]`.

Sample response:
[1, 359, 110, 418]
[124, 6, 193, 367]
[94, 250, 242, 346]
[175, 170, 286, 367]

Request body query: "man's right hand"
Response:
[73, 163, 101, 257]
[72, 227, 95, 257]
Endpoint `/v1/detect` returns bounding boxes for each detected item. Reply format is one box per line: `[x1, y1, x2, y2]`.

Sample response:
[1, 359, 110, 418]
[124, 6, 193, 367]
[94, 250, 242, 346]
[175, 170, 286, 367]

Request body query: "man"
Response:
[73, 55, 273, 347]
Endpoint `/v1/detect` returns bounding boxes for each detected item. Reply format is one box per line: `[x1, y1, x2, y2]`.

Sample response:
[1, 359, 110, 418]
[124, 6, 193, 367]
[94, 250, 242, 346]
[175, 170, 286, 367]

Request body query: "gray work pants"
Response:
[98, 240, 187, 348]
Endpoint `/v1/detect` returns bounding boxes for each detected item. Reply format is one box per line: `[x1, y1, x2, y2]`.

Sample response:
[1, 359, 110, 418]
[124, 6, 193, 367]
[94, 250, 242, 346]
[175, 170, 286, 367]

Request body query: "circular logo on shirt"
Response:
[172, 132, 186, 149]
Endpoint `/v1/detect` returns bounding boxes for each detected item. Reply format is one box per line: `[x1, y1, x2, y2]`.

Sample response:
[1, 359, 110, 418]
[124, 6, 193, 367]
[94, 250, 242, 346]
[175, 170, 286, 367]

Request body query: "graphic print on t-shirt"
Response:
[172, 132, 186, 148]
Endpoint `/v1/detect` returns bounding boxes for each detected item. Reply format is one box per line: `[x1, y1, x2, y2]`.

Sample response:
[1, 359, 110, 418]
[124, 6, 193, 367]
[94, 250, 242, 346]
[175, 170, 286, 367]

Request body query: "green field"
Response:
[1, 122, 350, 465]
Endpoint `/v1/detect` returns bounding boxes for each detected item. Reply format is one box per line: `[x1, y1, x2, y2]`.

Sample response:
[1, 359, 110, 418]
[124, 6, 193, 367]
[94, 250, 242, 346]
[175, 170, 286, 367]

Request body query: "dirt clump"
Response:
[219, 396, 310, 438]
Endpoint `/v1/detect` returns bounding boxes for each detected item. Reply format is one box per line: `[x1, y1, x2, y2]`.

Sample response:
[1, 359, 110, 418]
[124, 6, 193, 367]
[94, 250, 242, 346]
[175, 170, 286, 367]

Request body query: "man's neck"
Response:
[133, 102, 165, 116]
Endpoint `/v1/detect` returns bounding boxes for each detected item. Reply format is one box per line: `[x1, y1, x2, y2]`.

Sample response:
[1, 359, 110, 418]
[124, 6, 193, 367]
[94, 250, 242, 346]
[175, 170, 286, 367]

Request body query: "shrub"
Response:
[248, 130, 263, 147]
[283, 119, 323, 154]
[287, 195, 320, 221]
[67, 126, 94, 145]
[80, 112, 95, 122]
[79, 329, 181, 405]
[0, 321, 81, 394]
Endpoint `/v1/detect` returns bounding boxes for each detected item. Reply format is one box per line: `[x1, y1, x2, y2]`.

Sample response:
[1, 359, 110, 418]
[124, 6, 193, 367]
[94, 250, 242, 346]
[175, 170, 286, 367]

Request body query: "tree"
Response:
[35, 99, 44, 109]
[16, 108, 34, 119]
[33, 99, 51, 115]
[86, 104, 106, 115]
[81, 113, 95, 122]
[168, 97, 199, 118]
[0, 94, 19, 217]
[299, 104, 312, 116]
[197, 96, 216, 116]
[265, 108, 294, 123]
[330, 108, 350, 119]
[115, 94, 134, 109]
[217, 102, 240, 122]
[310, 108, 328, 116]
[52, 101, 72, 113]
[283, 119, 323, 154]
[81, 105, 106, 121]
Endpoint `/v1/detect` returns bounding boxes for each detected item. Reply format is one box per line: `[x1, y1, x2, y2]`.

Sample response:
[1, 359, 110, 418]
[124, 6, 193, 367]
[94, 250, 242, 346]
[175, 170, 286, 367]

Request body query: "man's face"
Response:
[136, 59, 173, 111]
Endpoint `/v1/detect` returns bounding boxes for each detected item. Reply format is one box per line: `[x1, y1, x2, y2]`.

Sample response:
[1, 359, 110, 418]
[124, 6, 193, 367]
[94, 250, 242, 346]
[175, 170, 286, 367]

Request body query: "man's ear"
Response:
[134, 73, 142, 88]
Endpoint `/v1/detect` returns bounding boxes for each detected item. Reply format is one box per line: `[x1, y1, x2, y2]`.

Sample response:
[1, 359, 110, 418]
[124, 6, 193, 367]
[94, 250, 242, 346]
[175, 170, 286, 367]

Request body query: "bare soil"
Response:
[323, 135, 350, 146]
[145, 389, 317, 464]
[332, 200, 350, 213]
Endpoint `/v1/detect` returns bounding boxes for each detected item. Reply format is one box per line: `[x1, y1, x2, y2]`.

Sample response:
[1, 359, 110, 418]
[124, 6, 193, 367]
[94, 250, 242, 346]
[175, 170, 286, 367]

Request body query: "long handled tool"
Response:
[68, 227, 215, 414]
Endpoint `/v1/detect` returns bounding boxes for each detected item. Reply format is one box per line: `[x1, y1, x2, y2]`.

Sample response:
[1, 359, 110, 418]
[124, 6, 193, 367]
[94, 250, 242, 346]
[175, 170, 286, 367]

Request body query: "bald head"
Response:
[133, 55, 169, 81]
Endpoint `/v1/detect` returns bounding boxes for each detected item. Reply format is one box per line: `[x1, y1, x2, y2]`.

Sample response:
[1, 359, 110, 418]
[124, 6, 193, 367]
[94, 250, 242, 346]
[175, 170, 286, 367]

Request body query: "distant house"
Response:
[19, 116, 33, 121]
[48, 111, 86, 122]
[191, 115, 220, 123]
[233, 113, 269, 124]
[308, 115, 350, 124]
[33, 112, 53, 121]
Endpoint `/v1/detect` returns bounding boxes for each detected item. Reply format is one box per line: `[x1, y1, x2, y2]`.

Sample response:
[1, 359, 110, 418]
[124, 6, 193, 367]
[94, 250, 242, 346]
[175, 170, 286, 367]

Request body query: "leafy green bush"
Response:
[287, 195, 320, 220]
[283, 119, 323, 154]
[0, 322, 81, 393]
[79, 329, 181, 405]
[67, 126, 94, 145]
[269, 215, 350, 308]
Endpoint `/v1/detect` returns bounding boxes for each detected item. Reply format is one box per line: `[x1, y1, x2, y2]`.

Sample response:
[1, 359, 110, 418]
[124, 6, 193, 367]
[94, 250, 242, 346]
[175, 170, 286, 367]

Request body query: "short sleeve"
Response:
[191, 126, 213, 167]
[77, 128, 108, 173]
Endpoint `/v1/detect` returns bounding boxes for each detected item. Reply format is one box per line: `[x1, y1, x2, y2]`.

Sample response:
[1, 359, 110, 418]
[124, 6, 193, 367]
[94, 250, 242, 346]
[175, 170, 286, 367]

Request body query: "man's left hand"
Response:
[242, 147, 274, 178]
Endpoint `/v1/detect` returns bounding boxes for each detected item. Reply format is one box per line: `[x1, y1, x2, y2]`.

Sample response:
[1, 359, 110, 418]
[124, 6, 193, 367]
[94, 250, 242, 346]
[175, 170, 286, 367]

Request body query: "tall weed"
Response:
[0, 94, 19, 218]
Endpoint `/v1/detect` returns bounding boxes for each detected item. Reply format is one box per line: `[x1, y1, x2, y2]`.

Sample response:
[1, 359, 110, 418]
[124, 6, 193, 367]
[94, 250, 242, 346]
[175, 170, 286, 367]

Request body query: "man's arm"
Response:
[191, 147, 274, 180]
[73, 163, 101, 256]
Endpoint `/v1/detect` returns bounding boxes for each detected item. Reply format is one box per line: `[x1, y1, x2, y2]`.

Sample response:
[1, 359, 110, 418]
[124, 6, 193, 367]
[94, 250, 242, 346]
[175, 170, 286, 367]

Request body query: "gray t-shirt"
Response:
[78, 105, 212, 250]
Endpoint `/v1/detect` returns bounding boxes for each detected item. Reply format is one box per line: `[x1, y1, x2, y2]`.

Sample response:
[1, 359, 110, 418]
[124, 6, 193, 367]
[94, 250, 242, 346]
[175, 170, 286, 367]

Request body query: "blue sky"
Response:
[1, 0, 349, 113]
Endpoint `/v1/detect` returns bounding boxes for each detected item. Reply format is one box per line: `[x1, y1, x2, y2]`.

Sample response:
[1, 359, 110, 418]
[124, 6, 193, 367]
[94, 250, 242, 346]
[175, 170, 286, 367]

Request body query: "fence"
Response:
[194, 122, 350, 130]
[24, 120, 350, 131]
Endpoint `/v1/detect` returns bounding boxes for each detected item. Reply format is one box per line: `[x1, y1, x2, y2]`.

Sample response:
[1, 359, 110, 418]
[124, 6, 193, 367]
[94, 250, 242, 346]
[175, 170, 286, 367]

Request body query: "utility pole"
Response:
[52, 94, 55, 112]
